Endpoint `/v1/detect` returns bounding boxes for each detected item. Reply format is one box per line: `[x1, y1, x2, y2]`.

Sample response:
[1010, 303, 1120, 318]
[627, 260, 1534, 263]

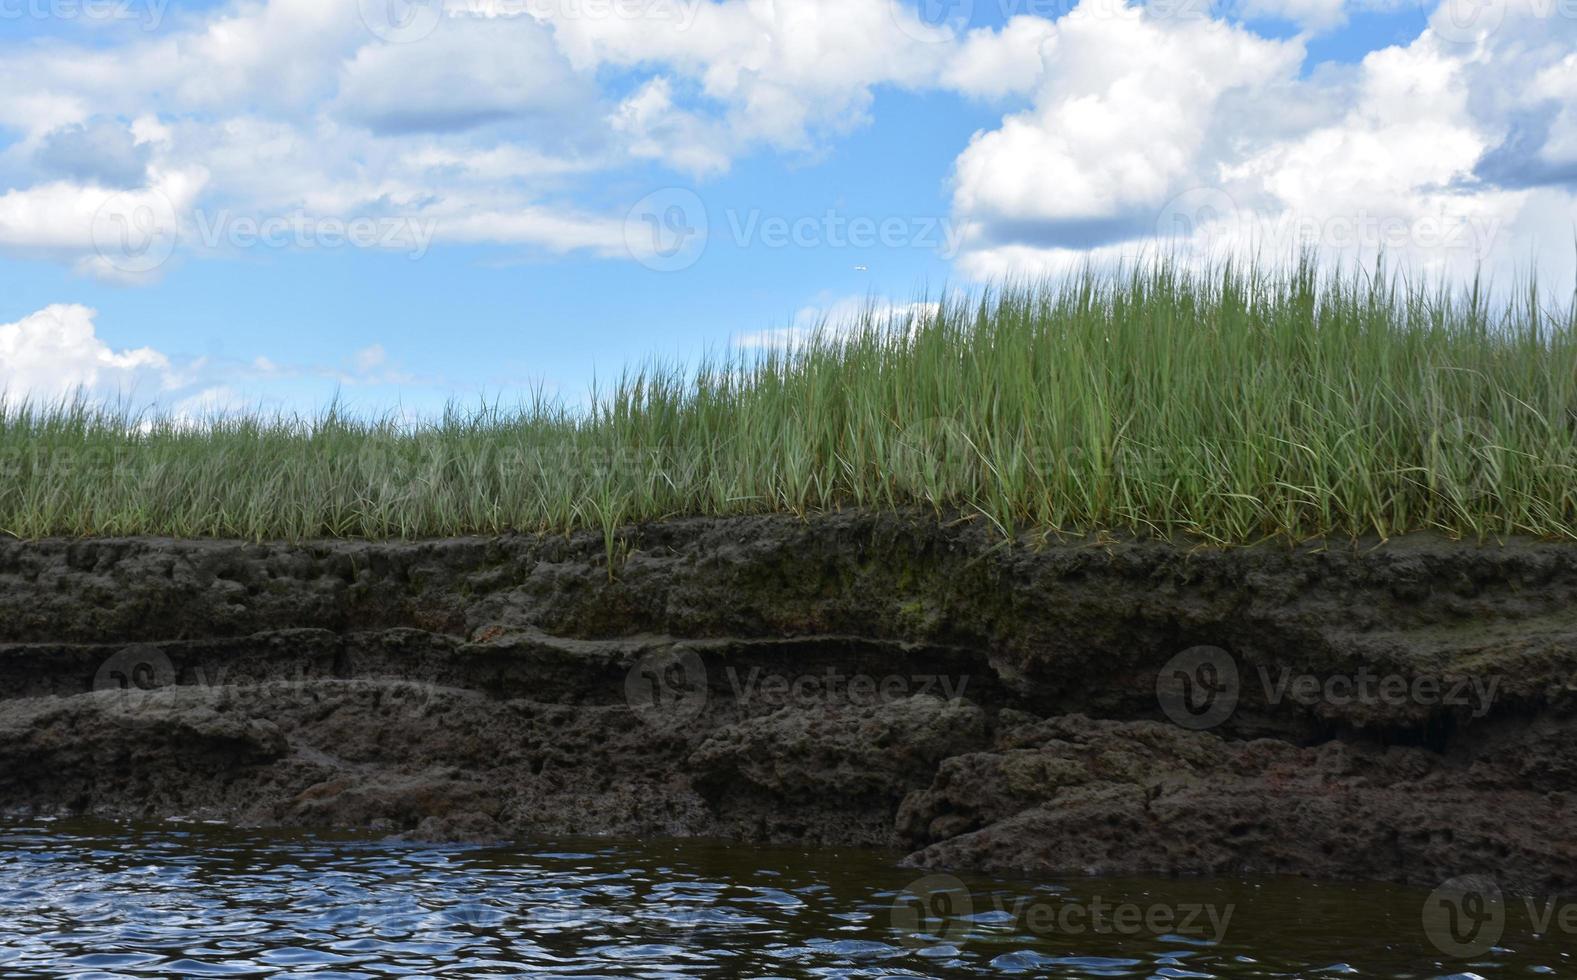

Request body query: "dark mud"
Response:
[1, 512, 1574, 895]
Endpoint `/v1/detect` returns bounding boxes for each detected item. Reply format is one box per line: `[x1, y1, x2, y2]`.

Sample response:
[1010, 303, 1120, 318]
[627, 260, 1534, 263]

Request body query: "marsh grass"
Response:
[4, 258, 1576, 544]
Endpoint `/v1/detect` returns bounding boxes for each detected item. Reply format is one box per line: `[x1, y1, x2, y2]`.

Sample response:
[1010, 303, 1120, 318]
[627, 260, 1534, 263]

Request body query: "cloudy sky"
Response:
[0, 0, 1574, 415]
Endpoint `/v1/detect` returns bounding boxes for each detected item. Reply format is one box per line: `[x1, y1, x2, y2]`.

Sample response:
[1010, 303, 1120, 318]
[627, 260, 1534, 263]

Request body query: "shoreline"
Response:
[2, 511, 1573, 896]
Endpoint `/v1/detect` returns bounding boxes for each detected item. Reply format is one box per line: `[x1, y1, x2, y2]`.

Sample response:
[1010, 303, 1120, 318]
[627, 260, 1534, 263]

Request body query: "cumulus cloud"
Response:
[1466, 38, 1577, 191]
[1476, 109, 1569, 189]
[942, 16, 1058, 99]
[33, 118, 152, 189]
[0, 0, 617, 278]
[0, 0, 1569, 295]
[0, 305, 173, 403]
[0, 303, 454, 413]
[0, 170, 204, 282]
[335, 15, 593, 135]
[164, 0, 363, 110]
[951, 2, 1304, 251]
[520, 0, 954, 156]
[949, 0, 1577, 292]
[611, 78, 733, 177]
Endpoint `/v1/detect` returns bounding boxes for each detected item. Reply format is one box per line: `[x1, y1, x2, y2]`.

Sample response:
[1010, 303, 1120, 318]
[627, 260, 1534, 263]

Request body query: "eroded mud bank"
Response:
[1, 513, 1573, 895]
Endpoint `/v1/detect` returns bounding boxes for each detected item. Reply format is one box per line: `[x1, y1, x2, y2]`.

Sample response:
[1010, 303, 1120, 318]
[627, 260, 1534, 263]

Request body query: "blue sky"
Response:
[0, 0, 1574, 417]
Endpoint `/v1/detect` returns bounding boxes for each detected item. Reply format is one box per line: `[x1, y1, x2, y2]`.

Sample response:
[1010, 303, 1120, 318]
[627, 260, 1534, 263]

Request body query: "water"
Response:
[0, 820, 1570, 978]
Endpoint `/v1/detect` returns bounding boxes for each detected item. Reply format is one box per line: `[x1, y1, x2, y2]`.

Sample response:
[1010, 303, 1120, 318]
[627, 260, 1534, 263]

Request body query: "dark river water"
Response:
[0, 820, 1570, 978]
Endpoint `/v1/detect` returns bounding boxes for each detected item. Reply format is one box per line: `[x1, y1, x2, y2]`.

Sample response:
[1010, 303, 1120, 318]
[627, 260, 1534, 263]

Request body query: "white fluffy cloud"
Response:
[0, 1, 616, 277]
[335, 15, 591, 135]
[0, 170, 204, 282]
[0, 304, 459, 413]
[951, 3, 1304, 250]
[0, 0, 1570, 294]
[611, 78, 734, 177]
[519, 0, 956, 156]
[943, 16, 1058, 99]
[0, 305, 173, 402]
[0, 0, 973, 278]
[950, 0, 1577, 292]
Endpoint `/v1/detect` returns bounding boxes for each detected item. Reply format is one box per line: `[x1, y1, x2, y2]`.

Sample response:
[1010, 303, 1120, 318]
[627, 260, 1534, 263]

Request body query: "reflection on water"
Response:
[0, 820, 1569, 977]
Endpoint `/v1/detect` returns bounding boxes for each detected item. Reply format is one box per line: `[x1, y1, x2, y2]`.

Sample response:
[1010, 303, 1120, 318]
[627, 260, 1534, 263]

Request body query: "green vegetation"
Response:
[4, 259, 1576, 543]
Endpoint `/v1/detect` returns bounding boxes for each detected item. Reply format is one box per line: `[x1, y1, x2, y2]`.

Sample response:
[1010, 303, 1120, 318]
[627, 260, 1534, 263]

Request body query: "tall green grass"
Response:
[4, 258, 1576, 543]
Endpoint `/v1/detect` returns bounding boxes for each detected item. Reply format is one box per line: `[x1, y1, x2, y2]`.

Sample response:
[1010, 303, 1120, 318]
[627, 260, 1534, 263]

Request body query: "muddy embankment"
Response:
[0, 512, 1574, 894]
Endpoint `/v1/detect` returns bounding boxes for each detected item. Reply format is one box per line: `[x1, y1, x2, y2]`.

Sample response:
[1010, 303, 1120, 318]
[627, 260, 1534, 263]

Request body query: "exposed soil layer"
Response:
[1, 512, 1574, 895]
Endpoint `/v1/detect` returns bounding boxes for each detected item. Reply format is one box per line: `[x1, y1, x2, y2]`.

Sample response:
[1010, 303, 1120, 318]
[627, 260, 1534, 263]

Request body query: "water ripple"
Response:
[0, 821, 1567, 978]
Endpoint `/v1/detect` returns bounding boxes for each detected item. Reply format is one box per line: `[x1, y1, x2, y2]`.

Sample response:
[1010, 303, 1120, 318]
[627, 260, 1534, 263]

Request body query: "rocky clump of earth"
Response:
[0, 512, 1572, 895]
